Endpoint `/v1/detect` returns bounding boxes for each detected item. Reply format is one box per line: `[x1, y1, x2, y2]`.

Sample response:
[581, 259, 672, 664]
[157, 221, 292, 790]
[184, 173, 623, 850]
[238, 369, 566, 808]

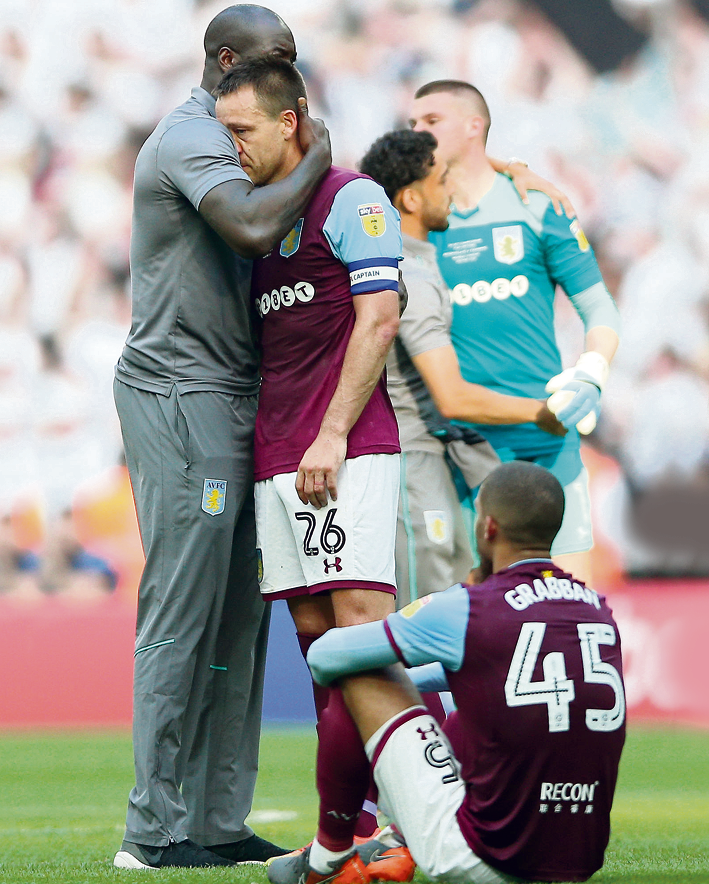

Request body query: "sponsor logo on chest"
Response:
[255, 281, 316, 317]
[450, 275, 529, 305]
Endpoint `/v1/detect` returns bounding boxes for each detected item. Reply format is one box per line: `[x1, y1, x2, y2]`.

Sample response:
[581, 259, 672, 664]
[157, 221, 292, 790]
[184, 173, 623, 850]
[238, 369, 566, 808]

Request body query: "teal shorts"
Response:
[455, 431, 591, 557]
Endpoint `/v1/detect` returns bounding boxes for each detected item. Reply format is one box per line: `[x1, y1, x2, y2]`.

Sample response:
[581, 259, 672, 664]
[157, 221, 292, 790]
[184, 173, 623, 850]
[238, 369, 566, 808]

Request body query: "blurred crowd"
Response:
[1, 0, 708, 599]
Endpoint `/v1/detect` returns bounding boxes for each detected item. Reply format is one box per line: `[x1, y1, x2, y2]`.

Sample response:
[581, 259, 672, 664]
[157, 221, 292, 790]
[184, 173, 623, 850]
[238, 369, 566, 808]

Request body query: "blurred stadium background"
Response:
[0, 0, 708, 730]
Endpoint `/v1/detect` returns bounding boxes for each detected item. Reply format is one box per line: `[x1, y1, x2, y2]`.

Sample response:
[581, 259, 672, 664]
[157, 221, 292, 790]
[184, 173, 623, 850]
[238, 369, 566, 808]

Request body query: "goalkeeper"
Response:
[409, 80, 620, 583]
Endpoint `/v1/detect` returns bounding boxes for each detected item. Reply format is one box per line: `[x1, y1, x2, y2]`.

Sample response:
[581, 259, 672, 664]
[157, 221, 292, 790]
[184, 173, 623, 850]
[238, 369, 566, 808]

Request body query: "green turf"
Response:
[0, 724, 706, 883]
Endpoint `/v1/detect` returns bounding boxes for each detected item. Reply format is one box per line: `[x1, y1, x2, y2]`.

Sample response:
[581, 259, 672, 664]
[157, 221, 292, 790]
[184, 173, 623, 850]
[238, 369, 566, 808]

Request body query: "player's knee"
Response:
[334, 591, 394, 626]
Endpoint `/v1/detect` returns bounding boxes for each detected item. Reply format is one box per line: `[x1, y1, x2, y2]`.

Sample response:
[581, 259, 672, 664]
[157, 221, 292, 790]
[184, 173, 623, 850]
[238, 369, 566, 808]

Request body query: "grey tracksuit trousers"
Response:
[114, 380, 268, 847]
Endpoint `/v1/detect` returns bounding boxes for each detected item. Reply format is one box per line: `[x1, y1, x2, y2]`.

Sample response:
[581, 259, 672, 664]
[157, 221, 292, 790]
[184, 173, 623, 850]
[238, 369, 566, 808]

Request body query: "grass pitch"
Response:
[0, 725, 707, 883]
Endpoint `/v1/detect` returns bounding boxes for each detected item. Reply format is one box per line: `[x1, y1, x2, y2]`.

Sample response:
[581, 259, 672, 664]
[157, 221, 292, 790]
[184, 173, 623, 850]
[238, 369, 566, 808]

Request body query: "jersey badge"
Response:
[400, 594, 433, 618]
[256, 548, 263, 583]
[424, 510, 449, 545]
[358, 204, 386, 237]
[202, 478, 227, 516]
[492, 225, 524, 264]
[280, 218, 304, 257]
[569, 219, 590, 252]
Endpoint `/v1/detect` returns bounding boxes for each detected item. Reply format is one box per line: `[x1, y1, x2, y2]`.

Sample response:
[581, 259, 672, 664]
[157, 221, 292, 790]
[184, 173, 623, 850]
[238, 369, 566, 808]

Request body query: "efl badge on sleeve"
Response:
[400, 594, 433, 618]
[358, 204, 386, 237]
[424, 510, 449, 545]
[492, 225, 524, 264]
[570, 219, 590, 252]
[202, 478, 227, 516]
[280, 218, 304, 257]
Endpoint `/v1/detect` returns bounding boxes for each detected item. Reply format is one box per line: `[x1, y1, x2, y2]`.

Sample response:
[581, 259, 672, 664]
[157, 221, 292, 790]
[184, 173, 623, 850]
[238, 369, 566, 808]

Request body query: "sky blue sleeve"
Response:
[568, 281, 621, 335]
[541, 203, 604, 296]
[307, 620, 399, 687]
[323, 178, 402, 295]
[385, 585, 470, 671]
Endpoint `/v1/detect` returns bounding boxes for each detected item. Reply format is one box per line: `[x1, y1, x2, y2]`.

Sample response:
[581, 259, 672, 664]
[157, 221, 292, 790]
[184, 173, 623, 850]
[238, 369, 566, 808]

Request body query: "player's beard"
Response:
[477, 553, 494, 581]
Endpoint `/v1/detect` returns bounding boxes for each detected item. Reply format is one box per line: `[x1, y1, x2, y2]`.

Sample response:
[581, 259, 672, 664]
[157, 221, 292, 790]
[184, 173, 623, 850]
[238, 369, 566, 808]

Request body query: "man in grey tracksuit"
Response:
[112, 5, 331, 870]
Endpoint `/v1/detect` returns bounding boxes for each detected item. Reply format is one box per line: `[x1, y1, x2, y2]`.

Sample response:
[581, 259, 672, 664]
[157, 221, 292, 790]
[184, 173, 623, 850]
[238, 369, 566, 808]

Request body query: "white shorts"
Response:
[255, 453, 399, 600]
[365, 709, 522, 884]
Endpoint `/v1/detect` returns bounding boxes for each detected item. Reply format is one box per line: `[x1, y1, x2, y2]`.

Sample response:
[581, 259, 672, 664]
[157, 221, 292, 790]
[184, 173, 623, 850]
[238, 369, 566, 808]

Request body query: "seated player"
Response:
[215, 58, 402, 863]
[269, 461, 626, 884]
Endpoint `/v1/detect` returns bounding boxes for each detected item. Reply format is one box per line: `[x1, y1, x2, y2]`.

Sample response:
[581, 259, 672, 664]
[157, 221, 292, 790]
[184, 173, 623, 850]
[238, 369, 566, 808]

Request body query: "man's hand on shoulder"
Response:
[296, 97, 331, 170]
[295, 430, 347, 508]
[505, 162, 576, 218]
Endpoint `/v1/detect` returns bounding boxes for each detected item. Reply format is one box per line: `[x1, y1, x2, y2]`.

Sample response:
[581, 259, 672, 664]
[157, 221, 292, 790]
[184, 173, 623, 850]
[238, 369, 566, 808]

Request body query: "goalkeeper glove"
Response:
[545, 351, 609, 435]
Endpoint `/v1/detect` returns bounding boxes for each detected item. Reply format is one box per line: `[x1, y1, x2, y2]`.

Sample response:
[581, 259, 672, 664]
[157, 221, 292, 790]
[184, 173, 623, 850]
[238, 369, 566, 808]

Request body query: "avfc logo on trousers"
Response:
[202, 479, 227, 515]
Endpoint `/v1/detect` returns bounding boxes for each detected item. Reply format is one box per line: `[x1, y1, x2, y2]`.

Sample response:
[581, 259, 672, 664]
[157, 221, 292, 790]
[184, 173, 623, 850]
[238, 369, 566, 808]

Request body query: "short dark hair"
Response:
[213, 56, 306, 119]
[479, 461, 565, 550]
[359, 130, 438, 203]
[414, 79, 491, 143]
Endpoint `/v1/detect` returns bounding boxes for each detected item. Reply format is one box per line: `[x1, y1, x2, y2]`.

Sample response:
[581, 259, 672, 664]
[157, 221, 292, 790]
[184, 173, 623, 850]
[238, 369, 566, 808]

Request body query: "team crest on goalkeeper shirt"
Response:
[492, 225, 524, 264]
[202, 478, 227, 516]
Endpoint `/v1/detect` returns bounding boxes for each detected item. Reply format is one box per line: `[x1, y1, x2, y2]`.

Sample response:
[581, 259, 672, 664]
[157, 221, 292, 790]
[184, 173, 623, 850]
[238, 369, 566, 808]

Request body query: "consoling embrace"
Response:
[113, 6, 625, 883]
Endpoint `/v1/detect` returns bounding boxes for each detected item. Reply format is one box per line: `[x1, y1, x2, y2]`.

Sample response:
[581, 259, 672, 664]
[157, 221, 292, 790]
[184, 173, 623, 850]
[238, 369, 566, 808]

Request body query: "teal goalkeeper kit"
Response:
[430, 173, 620, 554]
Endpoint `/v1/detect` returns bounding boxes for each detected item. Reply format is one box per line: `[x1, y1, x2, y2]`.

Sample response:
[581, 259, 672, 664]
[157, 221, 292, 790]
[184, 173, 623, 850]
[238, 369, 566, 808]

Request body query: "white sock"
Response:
[308, 838, 354, 874]
[375, 824, 406, 848]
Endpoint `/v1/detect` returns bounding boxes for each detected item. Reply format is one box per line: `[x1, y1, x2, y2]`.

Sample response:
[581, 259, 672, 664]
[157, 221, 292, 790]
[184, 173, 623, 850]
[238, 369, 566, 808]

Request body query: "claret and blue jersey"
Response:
[307, 560, 625, 882]
[430, 172, 603, 453]
[251, 167, 402, 481]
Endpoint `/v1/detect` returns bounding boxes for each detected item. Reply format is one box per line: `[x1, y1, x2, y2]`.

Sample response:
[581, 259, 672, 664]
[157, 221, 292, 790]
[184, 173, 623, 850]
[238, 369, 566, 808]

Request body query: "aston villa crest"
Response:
[280, 218, 304, 257]
[423, 510, 449, 545]
[202, 478, 227, 516]
[492, 225, 524, 264]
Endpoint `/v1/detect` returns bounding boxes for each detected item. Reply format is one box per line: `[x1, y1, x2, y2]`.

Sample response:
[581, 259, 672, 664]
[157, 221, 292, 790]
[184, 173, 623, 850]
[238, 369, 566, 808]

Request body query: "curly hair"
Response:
[359, 129, 437, 203]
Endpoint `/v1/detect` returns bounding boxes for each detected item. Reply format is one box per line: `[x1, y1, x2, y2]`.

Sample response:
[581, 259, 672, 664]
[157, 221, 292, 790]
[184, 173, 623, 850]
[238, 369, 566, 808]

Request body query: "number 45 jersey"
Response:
[388, 560, 625, 883]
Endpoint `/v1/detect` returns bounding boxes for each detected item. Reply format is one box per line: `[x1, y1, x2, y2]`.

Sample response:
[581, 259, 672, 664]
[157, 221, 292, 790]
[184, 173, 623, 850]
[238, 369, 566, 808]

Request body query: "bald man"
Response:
[113, 5, 330, 870]
[270, 462, 626, 884]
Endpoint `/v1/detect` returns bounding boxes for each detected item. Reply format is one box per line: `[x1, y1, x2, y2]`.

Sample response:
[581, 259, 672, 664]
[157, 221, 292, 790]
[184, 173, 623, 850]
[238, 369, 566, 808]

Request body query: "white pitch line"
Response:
[247, 810, 298, 823]
[0, 823, 124, 835]
[0, 811, 298, 835]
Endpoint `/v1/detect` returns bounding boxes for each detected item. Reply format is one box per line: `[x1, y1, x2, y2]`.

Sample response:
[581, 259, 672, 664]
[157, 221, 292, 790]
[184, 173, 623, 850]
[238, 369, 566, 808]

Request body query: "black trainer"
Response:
[113, 838, 236, 869]
[210, 833, 294, 864]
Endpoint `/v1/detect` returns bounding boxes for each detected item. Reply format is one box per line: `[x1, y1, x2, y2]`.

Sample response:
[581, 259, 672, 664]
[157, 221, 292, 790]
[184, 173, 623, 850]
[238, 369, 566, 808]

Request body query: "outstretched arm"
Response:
[413, 344, 565, 436]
